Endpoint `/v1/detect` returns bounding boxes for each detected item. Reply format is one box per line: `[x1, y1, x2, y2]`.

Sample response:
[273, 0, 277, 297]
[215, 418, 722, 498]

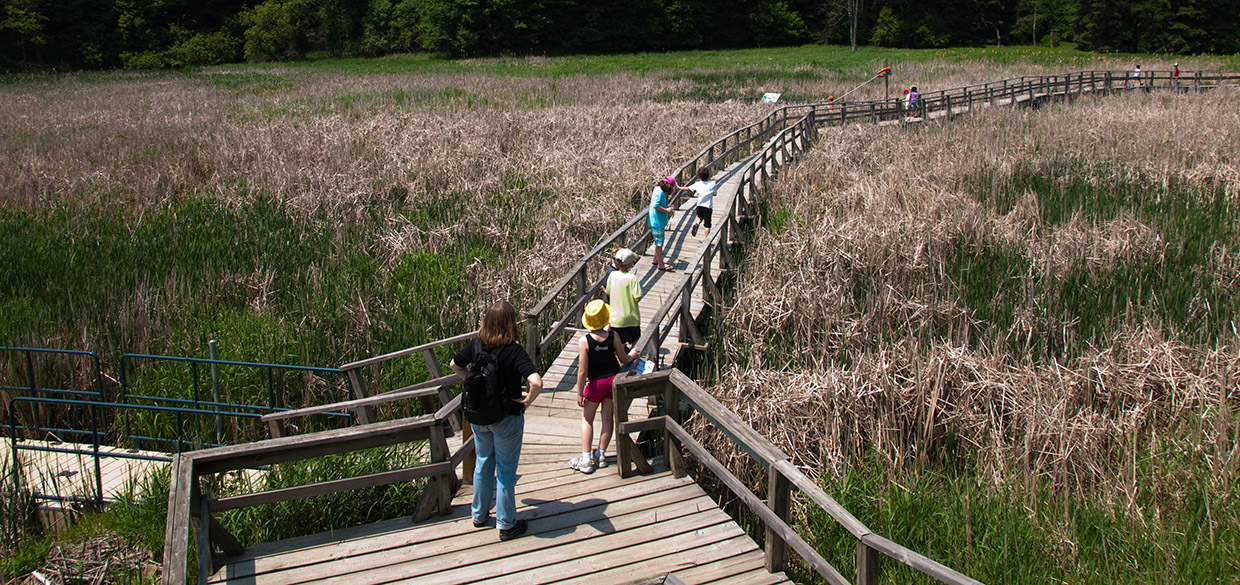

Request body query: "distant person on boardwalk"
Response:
[676, 167, 717, 238]
[449, 300, 543, 541]
[1173, 62, 1181, 90]
[606, 247, 643, 349]
[648, 177, 676, 271]
[570, 299, 640, 474]
[902, 87, 911, 110]
[908, 86, 920, 111]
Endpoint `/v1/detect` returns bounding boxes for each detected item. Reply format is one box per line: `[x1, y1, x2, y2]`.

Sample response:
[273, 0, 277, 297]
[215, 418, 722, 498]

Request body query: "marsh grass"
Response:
[694, 84, 1240, 582]
[4, 47, 1238, 578]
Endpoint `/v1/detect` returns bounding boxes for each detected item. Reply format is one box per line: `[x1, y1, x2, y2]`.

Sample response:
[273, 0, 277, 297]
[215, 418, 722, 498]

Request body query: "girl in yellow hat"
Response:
[571, 299, 640, 474]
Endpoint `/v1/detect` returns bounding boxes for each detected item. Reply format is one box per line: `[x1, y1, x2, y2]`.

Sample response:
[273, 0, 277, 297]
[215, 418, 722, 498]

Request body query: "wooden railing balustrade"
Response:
[627, 111, 818, 368]
[523, 106, 803, 368]
[162, 394, 473, 585]
[614, 370, 983, 585]
[261, 331, 476, 435]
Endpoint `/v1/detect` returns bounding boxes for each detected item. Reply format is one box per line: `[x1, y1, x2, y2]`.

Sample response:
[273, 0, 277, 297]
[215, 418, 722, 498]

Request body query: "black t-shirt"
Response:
[585, 331, 622, 381]
[453, 340, 538, 409]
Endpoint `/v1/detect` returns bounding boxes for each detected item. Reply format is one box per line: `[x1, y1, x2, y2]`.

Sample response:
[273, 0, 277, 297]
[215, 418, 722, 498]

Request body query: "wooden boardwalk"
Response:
[205, 153, 791, 585]
[1, 439, 167, 506]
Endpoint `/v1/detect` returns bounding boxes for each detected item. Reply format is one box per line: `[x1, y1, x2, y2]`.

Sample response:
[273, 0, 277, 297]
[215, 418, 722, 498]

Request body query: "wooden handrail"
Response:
[261, 374, 460, 423]
[339, 331, 476, 371]
[162, 408, 472, 584]
[614, 370, 984, 585]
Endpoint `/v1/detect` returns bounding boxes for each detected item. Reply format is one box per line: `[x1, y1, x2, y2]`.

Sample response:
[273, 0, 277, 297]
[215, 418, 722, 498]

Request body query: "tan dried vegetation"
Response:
[0, 69, 767, 351]
[708, 88, 1240, 510]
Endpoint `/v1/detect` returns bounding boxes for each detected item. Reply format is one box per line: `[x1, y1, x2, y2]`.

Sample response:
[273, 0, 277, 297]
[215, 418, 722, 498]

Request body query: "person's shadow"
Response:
[519, 496, 615, 538]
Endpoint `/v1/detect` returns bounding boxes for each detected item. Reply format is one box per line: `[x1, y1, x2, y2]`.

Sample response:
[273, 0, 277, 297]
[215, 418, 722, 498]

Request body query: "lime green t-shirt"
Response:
[606, 270, 642, 328]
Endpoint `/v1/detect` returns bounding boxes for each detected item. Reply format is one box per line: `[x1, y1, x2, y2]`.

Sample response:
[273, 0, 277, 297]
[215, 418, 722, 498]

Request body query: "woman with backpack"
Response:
[449, 300, 543, 541]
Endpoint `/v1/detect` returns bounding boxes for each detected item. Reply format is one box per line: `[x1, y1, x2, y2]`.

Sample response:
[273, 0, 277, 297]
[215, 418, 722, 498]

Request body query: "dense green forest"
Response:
[1, 0, 1237, 71]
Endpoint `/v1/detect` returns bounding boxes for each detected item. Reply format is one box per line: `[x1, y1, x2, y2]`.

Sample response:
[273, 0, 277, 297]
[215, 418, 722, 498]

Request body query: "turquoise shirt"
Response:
[648, 186, 669, 228]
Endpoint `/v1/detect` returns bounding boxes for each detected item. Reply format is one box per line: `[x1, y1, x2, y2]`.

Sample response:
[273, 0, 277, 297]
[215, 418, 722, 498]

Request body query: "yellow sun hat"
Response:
[582, 299, 611, 331]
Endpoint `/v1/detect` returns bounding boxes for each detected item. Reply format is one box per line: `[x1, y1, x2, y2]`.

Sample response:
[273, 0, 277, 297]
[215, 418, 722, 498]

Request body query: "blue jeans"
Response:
[471, 413, 524, 530]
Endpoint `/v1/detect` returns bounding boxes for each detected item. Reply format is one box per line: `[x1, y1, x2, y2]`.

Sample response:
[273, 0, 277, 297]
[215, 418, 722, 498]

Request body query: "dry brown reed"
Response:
[0, 68, 766, 354]
[707, 88, 1240, 510]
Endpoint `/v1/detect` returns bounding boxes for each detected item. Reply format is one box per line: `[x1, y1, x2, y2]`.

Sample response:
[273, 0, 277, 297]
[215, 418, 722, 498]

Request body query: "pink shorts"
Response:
[583, 375, 616, 404]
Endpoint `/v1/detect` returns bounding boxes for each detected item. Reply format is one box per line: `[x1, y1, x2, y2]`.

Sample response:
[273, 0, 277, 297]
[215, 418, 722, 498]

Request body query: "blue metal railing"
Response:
[117, 353, 353, 451]
[8, 396, 269, 504]
[1, 347, 106, 443]
[2, 347, 359, 504]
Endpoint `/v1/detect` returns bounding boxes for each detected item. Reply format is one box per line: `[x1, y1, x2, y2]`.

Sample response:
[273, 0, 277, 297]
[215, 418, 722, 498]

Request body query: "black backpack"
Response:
[462, 341, 508, 425]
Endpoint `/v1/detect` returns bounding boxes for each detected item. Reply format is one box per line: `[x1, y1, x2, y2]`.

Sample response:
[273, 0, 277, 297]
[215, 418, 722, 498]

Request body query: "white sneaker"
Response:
[593, 448, 607, 468]
[570, 455, 595, 474]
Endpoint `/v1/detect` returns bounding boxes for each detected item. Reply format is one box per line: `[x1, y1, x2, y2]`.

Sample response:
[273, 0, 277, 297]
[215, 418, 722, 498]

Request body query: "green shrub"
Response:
[172, 31, 242, 66]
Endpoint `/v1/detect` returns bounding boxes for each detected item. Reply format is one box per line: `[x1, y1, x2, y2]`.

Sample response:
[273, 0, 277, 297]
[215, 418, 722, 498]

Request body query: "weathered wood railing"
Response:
[614, 369, 983, 585]
[522, 105, 805, 367]
[267, 331, 477, 432]
[160, 67, 1240, 585]
[779, 69, 1240, 128]
[163, 330, 487, 585]
[629, 111, 817, 367]
[524, 68, 1240, 370]
[161, 393, 472, 585]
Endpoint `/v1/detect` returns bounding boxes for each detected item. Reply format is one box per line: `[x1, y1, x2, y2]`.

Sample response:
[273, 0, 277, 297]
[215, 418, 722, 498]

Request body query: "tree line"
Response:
[1, 0, 1237, 71]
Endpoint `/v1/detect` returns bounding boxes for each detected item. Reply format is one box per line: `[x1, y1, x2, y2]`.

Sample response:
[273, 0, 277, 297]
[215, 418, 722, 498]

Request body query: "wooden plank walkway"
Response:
[206, 153, 791, 585]
[1, 439, 168, 505]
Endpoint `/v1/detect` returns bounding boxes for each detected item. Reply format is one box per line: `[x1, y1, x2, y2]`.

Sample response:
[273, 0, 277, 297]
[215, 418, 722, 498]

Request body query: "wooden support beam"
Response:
[857, 540, 881, 585]
[765, 464, 791, 572]
[207, 514, 244, 557]
[209, 462, 453, 513]
[161, 455, 193, 585]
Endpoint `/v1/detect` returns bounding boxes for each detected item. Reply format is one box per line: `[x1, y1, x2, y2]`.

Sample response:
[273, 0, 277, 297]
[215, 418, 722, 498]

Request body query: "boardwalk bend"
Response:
[3, 69, 1237, 585]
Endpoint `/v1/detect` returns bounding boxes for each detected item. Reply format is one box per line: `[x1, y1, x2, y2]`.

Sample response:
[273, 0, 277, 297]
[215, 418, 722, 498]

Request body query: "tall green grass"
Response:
[224, 44, 1120, 78]
[957, 165, 1240, 358]
[795, 448, 1239, 584]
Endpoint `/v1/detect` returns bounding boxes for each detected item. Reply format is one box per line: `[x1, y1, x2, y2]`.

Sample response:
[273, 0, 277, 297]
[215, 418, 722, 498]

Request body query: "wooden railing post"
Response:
[345, 369, 374, 424]
[615, 383, 634, 478]
[191, 477, 211, 585]
[857, 540, 881, 585]
[525, 313, 540, 366]
[764, 463, 791, 572]
[462, 422, 475, 484]
[663, 380, 685, 478]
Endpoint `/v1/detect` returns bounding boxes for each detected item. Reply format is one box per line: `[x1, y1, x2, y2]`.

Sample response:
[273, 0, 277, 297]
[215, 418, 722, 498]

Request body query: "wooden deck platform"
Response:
[1, 439, 168, 506]
[206, 153, 790, 585]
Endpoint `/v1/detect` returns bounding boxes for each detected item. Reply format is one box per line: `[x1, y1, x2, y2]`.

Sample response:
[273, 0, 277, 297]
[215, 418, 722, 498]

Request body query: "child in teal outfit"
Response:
[648, 177, 676, 271]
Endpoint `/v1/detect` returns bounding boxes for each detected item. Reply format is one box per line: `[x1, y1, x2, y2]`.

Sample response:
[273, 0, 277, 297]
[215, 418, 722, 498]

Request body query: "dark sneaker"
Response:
[472, 516, 489, 528]
[691, 223, 699, 237]
[499, 519, 528, 541]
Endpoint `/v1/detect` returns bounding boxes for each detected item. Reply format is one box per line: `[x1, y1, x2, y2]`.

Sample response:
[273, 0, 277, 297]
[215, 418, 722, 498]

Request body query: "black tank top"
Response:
[585, 332, 622, 380]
